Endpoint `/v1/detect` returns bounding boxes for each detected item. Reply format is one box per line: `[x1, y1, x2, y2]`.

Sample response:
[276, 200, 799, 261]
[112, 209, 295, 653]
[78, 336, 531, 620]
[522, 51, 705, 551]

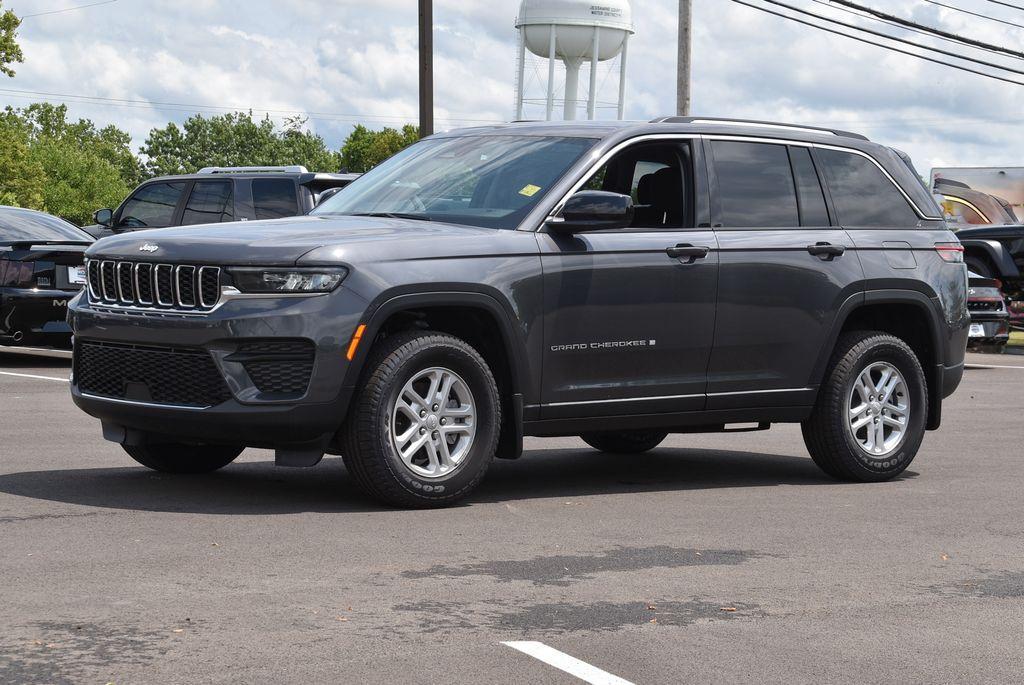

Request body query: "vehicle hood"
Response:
[83, 215, 535, 266]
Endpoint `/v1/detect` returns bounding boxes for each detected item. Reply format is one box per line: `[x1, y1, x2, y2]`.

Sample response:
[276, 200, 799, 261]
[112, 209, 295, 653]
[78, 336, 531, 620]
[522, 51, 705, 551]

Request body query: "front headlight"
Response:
[228, 267, 348, 293]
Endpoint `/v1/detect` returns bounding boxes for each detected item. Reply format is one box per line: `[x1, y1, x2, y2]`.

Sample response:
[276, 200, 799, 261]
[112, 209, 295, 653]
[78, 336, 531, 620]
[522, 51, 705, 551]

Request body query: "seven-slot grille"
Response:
[87, 259, 221, 311]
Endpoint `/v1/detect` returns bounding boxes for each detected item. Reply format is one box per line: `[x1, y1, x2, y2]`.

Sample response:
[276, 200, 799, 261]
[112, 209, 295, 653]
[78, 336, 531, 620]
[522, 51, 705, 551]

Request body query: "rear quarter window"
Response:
[252, 179, 299, 220]
[817, 149, 919, 227]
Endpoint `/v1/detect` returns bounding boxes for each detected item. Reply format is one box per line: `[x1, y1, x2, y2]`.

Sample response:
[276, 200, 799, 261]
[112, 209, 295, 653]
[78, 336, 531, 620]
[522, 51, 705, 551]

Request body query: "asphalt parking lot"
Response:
[1, 348, 1023, 684]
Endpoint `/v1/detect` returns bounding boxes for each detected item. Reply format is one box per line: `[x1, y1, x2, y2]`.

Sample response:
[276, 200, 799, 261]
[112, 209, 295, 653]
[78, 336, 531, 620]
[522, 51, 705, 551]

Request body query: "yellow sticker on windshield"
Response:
[519, 184, 542, 197]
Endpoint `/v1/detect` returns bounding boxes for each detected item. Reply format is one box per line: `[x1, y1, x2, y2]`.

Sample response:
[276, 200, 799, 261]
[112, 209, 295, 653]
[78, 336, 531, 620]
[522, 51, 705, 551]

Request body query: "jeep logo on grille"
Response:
[139, 243, 159, 253]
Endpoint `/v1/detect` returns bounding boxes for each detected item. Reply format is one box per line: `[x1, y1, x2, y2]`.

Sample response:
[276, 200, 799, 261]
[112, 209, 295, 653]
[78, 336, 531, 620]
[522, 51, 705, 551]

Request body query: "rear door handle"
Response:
[666, 244, 710, 262]
[807, 242, 846, 260]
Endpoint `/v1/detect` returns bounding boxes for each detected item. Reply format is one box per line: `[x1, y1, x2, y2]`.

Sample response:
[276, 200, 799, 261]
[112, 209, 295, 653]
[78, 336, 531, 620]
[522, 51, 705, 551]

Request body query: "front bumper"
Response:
[69, 287, 367, 449]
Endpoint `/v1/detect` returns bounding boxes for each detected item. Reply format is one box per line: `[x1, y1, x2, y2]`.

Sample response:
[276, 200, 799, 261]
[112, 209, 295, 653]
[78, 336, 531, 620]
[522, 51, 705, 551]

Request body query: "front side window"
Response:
[817, 149, 919, 227]
[312, 135, 597, 230]
[711, 140, 799, 228]
[118, 182, 186, 228]
[582, 141, 693, 229]
[252, 179, 299, 220]
[181, 181, 234, 226]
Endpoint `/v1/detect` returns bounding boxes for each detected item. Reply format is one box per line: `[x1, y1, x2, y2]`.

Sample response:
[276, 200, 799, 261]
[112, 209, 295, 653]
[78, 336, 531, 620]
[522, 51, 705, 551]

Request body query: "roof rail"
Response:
[649, 116, 869, 141]
[197, 165, 310, 174]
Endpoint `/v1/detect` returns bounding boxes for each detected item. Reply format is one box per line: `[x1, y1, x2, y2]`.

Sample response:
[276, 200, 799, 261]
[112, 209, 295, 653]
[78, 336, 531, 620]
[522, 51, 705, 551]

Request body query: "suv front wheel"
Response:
[802, 331, 927, 482]
[342, 331, 501, 508]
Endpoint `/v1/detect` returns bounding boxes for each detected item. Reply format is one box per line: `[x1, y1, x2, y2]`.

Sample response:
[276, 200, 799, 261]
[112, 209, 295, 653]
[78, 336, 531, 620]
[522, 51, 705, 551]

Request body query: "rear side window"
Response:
[252, 179, 298, 220]
[711, 141, 799, 228]
[181, 181, 234, 226]
[789, 146, 830, 226]
[817, 149, 919, 227]
[119, 182, 186, 228]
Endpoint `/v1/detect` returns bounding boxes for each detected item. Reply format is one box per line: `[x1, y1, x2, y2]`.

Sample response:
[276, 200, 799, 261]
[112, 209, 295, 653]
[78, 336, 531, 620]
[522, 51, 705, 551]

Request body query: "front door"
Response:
[538, 138, 719, 419]
[704, 138, 864, 410]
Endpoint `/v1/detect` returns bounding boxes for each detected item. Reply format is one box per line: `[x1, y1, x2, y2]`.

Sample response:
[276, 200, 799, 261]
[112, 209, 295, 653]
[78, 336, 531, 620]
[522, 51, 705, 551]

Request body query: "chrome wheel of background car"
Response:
[847, 361, 909, 458]
[391, 366, 476, 479]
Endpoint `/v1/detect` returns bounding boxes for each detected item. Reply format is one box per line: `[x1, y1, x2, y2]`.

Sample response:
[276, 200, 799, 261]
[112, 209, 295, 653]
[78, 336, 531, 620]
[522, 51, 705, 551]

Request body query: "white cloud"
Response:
[4, 0, 1023, 172]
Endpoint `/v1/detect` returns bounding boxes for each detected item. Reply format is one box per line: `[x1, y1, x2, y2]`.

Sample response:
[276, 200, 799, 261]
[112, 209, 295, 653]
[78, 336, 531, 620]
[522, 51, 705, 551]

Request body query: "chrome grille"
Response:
[85, 259, 221, 312]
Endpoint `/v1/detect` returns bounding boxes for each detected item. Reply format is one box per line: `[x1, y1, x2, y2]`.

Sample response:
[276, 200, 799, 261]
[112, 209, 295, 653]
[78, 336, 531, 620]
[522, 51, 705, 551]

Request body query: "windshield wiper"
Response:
[347, 212, 433, 222]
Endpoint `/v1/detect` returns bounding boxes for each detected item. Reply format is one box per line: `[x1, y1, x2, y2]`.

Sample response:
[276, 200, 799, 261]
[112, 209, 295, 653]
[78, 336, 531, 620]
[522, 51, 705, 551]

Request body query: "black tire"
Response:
[580, 430, 668, 454]
[341, 331, 501, 508]
[123, 443, 243, 474]
[965, 255, 994, 278]
[802, 331, 927, 482]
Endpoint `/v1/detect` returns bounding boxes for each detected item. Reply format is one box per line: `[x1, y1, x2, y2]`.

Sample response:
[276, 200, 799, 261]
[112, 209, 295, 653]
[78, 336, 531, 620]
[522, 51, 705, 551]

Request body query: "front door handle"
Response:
[807, 242, 846, 260]
[666, 244, 710, 262]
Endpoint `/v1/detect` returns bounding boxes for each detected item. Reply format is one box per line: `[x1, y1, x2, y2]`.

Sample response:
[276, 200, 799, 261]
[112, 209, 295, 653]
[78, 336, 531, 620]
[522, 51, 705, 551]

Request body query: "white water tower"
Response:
[514, 0, 634, 121]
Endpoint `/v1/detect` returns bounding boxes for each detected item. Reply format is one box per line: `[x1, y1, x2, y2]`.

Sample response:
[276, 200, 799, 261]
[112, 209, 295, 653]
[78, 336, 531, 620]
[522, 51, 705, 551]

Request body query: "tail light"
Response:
[0, 260, 34, 287]
[934, 242, 964, 263]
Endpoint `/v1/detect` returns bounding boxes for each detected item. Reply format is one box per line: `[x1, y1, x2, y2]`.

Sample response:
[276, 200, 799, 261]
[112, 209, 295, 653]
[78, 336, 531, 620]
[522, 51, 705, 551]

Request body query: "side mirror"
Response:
[547, 190, 633, 234]
[315, 187, 344, 208]
[93, 208, 113, 227]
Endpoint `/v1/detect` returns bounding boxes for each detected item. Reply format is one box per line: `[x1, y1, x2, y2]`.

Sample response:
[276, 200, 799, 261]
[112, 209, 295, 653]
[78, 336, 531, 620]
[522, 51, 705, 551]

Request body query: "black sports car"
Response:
[1, 206, 93, 347]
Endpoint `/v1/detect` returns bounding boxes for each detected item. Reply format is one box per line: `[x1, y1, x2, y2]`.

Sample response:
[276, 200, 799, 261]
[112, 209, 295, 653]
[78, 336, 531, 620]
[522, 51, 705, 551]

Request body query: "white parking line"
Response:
[502, 641, 635, 685]
[0, 345, 73, 359]
[0, 371, 69, 382]
[966, 363, 1024, 371]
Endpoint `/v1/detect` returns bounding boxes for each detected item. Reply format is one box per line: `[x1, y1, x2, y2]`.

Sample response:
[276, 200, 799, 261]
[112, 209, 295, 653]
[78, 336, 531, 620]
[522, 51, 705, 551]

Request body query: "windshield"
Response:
[312, 134, 597, 229]
[0, 208, 92, 243]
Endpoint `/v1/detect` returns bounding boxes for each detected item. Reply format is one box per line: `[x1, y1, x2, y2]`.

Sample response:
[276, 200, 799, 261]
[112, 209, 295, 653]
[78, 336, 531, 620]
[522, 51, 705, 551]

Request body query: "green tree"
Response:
[141, 112, 340, 176]
[339, 124, 420, 173]
[0, 1, 22, 77]
[0, 104, 138, 224]
[0, 120, 45, 207]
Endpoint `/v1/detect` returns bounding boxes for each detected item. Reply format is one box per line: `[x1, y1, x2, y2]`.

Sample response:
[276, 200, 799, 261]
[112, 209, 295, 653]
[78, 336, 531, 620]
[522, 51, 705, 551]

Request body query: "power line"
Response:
[810, 0, 1019, 58]
[730, 0, 1024, 87]
[985, 0, 1024, 11]
[758, 0, 1024, 77]
[922, 0, 1024, 30]
[20, 0, 119, 19]
[0, 86, 503, 125]
[831, 0, 1024, 60]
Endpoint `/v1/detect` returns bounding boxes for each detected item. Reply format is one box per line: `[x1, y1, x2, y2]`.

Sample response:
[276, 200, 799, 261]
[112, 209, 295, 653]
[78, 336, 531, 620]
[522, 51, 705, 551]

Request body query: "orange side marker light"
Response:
[346, 324, 366, 361]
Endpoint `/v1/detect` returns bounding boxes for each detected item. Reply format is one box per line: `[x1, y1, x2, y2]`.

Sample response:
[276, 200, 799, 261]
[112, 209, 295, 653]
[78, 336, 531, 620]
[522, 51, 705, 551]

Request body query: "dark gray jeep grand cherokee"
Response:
[68, 118, 969, 507]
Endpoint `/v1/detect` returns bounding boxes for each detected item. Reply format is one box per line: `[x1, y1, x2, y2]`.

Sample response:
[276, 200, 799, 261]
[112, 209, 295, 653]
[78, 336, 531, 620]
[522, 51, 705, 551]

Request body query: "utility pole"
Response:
[676, 0, 691, 116]
[418, 0, 434, 137]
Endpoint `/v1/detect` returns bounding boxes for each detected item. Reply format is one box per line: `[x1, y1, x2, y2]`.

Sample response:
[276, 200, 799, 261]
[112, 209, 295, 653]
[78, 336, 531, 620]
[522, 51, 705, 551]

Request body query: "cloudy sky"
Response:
[4, 0, 1023, 171]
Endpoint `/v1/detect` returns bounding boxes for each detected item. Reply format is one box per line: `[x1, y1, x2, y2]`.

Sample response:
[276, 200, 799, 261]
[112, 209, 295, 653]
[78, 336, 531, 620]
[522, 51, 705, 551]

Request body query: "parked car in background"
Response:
[83, 166, 360, 239]
[1, 206, 93, 347]
[966, 271, 1010, 351]
[932, 178, 1024, 321]
[933, 178, 1018, 228]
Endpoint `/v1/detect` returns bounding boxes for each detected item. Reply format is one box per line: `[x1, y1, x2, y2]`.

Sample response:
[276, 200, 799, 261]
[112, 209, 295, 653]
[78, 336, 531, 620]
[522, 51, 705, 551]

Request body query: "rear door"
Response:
[705, 137, 863, 409]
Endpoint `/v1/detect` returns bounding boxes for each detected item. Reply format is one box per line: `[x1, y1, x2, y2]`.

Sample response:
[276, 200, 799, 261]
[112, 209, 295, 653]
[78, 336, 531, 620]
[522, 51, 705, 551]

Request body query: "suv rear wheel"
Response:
[123, 443, 243, 474]
[580, 430, 668, 454]
[342, 331, 501, 508]
[802, 331, 927, 481]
